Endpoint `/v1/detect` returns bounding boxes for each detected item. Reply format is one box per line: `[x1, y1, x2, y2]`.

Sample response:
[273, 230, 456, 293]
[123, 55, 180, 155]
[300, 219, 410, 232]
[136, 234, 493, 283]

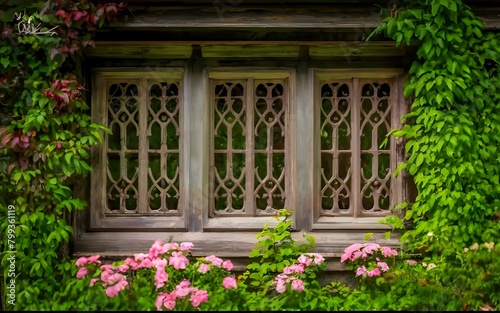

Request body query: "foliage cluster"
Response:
[0, 1, 126, 310]
[373, 0, 500, 252]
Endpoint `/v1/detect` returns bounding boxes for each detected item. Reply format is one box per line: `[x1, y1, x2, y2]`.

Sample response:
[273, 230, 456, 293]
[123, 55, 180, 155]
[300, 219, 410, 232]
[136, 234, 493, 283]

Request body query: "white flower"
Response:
[426, 263, 436, 271]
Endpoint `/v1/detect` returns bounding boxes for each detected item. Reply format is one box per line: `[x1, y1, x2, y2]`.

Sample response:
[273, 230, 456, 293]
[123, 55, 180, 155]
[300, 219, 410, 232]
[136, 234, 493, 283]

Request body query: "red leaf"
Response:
[2, 133, 13, 146]
[19, 157, 29, 171]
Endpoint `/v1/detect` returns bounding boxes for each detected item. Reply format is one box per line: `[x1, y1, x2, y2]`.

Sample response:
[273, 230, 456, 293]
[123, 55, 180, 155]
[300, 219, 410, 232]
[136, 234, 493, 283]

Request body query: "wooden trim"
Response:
[351, 78, 361, 218]
[314, 68, 404, 80]
[90, 69, 187, 230]
[74, 230, 398, 258]
[208, 69, 292, 79]
[295, 64, 314, 232]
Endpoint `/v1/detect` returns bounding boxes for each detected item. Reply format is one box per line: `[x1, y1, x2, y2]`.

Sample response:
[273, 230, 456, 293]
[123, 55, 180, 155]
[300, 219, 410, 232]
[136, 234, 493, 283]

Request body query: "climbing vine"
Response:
[373, 0, 500, 253]
[0, 1, 126, 310]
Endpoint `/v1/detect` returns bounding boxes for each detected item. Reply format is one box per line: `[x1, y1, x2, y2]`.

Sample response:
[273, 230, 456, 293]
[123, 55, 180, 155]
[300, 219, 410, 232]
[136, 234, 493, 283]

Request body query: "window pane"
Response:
[106, 82, 140, 213]
[147, 81, 181, 213]
[212, 82, 247, 215]
[360, 81, 393, 214]
[254, 81, 286, 214]
[211, 78, 288, 217]
[319, 82, 352, 215]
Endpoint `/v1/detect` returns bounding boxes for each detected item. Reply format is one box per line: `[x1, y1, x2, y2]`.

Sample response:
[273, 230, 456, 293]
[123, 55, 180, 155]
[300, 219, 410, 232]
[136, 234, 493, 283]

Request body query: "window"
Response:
[210, 78, 289, 216]
[90, 70, 186, 230]
[83, 67, 406, 255]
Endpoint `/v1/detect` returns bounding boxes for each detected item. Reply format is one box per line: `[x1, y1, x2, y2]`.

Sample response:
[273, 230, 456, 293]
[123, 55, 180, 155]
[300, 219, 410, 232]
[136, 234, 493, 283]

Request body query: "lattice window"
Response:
[319, 78, 395, 217]
[105, 79, 182, 215]
[210, 79, 288, 217]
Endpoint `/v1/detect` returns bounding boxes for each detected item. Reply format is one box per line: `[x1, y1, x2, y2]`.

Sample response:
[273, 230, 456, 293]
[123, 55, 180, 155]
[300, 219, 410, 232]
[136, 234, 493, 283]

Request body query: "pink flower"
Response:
[189, 290, 209, 308]
[75, 257, 88, 266]
[149, 240, 167, 258]
[363, 243, 381, 255]
[90, 278, 99, 287]
[169, 251, 189, 270]
[204, 255, 223, 267]
[154, 269, 169, 290]
[180, 242, 194, 251]
[153, 258, 168, 269]
[124, 257, 139, 270]
[350, 251, 363, 261]
[355, 266, 367, 277]
[381, 246, 398, 257]
[156, 292, 176, 311]
[199, 263, 210, 274]
[87, 255, 101, 264]
[341, 243, 366, 262]
[276, 281, 286, 293]
[292, 279, 305, 291]
[139, 258, 153, 269]
[377, 261, 389, 272]
[222, 260, 233, 271]
[480, 304, 493, 311]
[162, 242, 180, 252]
[174, 279, 196, 298]
[100, 264, 114, 272]
[222, 276, 237, 289]
[105, 280, 128, 298]
[134, 253, 148, 262]
[107, 273, 125, 285]
[76, 267, 88, 278]
[367, 268, 381, 277]
[313, 254, 325, 265]
[117, 265, 129, 273]
[298, 255, 313, 267]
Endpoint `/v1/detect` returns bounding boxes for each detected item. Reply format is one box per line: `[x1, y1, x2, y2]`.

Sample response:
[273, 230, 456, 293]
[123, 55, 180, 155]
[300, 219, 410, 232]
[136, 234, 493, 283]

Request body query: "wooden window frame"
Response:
[203, 69, 296, 231]
[311, 69, 407, 231]
[90, 68, 187, 231]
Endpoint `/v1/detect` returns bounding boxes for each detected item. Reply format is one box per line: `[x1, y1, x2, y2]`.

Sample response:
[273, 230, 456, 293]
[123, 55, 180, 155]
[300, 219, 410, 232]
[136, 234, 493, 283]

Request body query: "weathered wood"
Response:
[85, 42, 409, 59]
[74, 230, 399, 258]
[96, 4, 500, 30]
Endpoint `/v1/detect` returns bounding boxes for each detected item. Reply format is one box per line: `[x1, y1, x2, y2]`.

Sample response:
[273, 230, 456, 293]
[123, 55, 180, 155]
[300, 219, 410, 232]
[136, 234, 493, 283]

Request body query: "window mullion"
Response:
[246, 78, 255, 216]
[138, 79, 149, 214]
[351, 78, 361, 217]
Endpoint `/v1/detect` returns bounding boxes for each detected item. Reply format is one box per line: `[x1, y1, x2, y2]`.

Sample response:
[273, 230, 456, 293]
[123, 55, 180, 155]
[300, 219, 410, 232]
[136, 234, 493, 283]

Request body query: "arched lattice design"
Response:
[211, 79, 288, 217]
[147, 82, 181, 212]
[107, 82, 140, 212]
[320, 81, 352, 214]
[360, 82, 392, 213]
[106, 80, 182, 214]
[318, 78, 394, 217]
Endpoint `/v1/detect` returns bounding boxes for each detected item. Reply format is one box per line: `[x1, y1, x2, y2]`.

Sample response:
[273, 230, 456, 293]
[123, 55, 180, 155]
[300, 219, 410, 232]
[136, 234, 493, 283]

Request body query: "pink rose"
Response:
[356, 266, 367, 277]
[276, 281, 286, 293]
[367, 268, 381, 277]
[313, 254, 325, 265]
[154, 269, 169, 290]
[297, 255, 312, 267]
[105, 280, 128, 298]
[222, 276, 237, 289]
[180, 242, 194, 251]
[222, 260, 234, 271]
[204, 255, 223, 267]
[189, 290, 209, 307]
[87, 255, 101, 264]
[156, 292, 176, 311]
[377, 261, 389, 272]
[292, 279, 305, 291]
[117, 265, 129, 273]
[169, 251, 189, 270]
[198, 263, 210, 274]
[90, 278, 99, 287]
[76, 267, 88, 278]
[75, 257, 88, 266]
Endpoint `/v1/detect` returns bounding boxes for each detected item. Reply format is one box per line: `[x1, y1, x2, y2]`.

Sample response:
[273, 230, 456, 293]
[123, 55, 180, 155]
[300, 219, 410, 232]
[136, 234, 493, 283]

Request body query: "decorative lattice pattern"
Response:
[360, 82, 392, 213]
[147, 82, 181, 212]
[320, 81, 352, 214]
[319, 79, 394, 217]
[211, 79, 287, 216]
[106, 80, 181, 214]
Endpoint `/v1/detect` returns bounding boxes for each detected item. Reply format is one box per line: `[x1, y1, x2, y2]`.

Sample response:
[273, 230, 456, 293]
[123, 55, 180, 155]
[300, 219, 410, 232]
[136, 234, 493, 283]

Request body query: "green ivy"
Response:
[373, 0, 500, 253]
[0, 1, 126, 310]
